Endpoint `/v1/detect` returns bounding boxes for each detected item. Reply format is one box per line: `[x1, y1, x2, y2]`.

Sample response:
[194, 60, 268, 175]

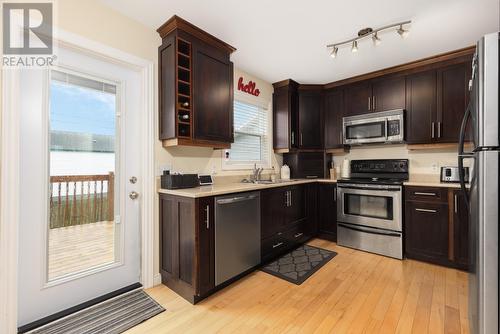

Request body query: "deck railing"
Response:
[49, 172, 114, 229]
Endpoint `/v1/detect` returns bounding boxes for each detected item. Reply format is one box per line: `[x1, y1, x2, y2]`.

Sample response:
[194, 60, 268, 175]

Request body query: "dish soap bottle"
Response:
[281, 164, 290, 180]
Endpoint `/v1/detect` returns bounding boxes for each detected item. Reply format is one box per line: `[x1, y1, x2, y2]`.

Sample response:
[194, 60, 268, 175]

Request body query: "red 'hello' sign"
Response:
[237, 77, 260, 97]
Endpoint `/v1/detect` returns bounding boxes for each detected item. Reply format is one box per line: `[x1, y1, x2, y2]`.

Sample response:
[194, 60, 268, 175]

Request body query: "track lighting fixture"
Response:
[327, 20, 411, 59]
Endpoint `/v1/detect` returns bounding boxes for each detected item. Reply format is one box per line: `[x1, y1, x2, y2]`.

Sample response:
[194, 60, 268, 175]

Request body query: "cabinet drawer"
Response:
[261, 233, 289, 261]
[405, 186, 448, 202]
[285, 222, 309, 246]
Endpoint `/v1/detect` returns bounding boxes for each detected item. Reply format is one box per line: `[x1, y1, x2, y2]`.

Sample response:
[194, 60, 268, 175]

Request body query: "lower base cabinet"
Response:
[159, 194, 215, 303]
[404, 186, 470, 270]
[317, 183, 337, 241]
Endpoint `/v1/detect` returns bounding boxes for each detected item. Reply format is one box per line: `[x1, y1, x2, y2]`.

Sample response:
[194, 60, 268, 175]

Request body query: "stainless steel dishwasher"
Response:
[215, 191, 261, 286]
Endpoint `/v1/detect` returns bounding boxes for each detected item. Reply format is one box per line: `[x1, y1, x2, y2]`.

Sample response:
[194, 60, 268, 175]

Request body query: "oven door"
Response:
[337, 184, 402, 231]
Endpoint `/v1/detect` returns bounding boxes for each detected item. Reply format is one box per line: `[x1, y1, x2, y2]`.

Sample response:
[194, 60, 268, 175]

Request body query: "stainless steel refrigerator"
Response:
[458, 32, 499, 334]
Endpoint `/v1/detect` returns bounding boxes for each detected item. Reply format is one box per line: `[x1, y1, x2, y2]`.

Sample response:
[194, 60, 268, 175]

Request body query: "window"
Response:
[222, 96, 271, 170]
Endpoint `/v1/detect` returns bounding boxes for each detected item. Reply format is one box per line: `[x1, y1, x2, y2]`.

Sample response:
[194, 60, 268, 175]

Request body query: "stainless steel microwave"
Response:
[342, 109, 404, 145]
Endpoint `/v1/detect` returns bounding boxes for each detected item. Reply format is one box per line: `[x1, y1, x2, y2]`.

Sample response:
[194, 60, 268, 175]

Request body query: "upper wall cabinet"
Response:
[298, 88, 323, 149]
[406, 61, 471, 144]
[157, 15, 236, 149]
[344, 76, 405, 116]
[324, 89, 344, 149]
[272, 80, 299, 152]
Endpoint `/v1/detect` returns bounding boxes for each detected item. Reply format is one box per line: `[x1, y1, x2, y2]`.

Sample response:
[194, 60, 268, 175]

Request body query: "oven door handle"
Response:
[338, 223, 401, 237]
[337, 184, 401, 191]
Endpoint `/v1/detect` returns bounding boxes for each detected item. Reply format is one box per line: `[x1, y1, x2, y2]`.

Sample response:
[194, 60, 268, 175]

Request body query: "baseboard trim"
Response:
[153, 273, 162, 286]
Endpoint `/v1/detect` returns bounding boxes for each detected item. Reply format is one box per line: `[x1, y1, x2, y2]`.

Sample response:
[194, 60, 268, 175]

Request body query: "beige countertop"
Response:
[403, 174, 468, 188]
[158, 178, 337, 198]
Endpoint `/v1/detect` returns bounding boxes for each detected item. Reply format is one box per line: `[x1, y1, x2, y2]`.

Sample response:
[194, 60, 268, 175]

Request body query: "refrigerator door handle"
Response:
[458, 101, 474, 209]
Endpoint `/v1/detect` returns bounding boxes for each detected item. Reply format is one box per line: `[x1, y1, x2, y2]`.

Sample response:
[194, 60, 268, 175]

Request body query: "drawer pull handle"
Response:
[272, 242, 284, 249]
[414, 192, 437, 196]
[277, 232, 283, 236]
[294, 233, 303, 238]
[415, 208, 438, 213]
[454, 194, 458, 214]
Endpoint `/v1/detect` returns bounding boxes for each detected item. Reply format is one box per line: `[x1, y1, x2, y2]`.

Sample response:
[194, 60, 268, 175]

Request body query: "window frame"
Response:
[221, 92, 272, 170]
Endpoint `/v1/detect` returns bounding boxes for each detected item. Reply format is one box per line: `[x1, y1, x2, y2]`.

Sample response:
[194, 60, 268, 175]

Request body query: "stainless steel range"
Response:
[336, 159, 409, 259]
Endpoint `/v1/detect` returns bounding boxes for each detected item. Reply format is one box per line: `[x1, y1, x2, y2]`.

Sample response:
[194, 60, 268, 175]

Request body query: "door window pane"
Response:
[344, 194, 393, 220]
[48, 70, 118, 281]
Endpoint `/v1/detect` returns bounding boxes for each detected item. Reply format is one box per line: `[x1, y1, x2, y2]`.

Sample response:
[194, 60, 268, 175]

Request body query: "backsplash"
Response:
[331, 144, 471, 176]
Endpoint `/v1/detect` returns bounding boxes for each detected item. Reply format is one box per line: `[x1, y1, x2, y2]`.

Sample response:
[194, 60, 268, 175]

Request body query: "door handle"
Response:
[414, 192, 437, 196]
[415, 208, 437, 213]
[454, 194, 458, 214]
[205, 205, 210, 229]
[129, 191, 139, 200]
[129, 176, 137, 184]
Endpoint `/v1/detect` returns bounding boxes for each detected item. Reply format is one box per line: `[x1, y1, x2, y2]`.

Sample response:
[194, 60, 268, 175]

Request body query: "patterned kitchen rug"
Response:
[261, 244, 337, 285]
[26, 289, 165, 334]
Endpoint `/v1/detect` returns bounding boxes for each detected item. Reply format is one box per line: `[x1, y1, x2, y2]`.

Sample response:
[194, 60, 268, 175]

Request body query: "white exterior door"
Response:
[18, 44, 142, 327]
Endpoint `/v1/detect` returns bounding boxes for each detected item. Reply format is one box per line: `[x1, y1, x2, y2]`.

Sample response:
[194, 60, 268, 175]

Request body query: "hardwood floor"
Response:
[130, 239, 469, 334]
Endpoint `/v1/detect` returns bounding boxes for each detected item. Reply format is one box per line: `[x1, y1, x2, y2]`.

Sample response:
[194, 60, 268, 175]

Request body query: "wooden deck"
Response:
[133, 238, 470, 334]
[48, 221, 115, 279]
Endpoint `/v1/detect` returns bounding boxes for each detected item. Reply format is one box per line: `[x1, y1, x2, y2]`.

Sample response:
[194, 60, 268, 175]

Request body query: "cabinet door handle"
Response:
[454, 194, 458, 214]
[294, 233, 304, 238]
[372, 95, 376, 110]
[431, 122, 435, 138]
[415, 208, 438, 213]
[289, 191, 292, 206]
[291, 131, 295, 145]
[205, 205, 210, 229]
[437, 121, 441, 138]
[272, 242, 284, 249]
[333, 189, 337, 202]
[300, 132, 303, 146]
[414, 192, 437, 196]
[368, 96, 371, 110]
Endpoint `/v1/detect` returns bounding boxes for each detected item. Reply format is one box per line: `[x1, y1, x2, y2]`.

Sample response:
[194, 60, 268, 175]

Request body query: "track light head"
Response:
[372, 32, 381, 46]
[330, 46, 338, 58]
[351, 40, 358, 53]
[397, 25, 409, 39]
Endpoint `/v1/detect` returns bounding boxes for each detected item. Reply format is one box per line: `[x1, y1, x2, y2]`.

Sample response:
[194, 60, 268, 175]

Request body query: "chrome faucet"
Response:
[251, 163, 263, 183]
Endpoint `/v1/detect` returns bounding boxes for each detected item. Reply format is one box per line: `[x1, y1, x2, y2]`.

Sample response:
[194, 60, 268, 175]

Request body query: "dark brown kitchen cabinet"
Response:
[344, 81, 373, 116]
[405, 61, 471, 144]
[344, 77, 405, 116]
[159, 193, 214, 303]
[371, 76, 406, 112]
[157, 15, 236, 149]
[404, 186, 470, 270]
[261, 184, 308, 262]
[317, 183, 337, 241]
[452, 189, 470, 270]
[192, 43, 234, 143]
[272, 80, 299, 151]
[405, 200, 449, 264]
[298, 89, 323, 149]
[436, 63, 471, 143]
[324, 89, 344, 149]
[405, 70, 437, 144]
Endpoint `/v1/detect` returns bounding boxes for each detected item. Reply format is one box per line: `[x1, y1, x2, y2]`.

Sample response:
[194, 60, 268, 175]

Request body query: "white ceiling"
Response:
[100, 0, 499, 84]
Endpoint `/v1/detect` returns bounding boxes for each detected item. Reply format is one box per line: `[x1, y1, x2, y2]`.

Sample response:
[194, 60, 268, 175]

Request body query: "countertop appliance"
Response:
[342, 109, 404, 145]
[440, 166, 469, 183]
[336, 159, 409, 259]
[161, 171, 199, 189]
[458, 32, 498, 334]
[198, 174, 213, 185]
[215, 191, 261, 286]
